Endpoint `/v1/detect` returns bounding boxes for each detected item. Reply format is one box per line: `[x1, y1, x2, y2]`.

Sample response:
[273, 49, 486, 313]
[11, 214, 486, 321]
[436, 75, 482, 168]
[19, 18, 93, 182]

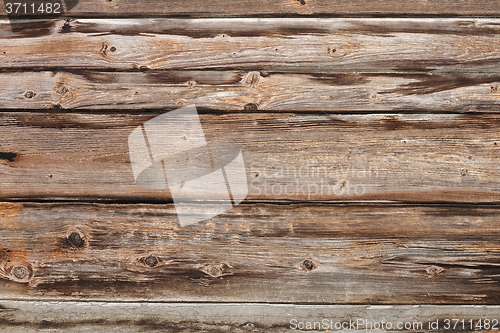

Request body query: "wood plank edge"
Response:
[1, 301, 500, 332]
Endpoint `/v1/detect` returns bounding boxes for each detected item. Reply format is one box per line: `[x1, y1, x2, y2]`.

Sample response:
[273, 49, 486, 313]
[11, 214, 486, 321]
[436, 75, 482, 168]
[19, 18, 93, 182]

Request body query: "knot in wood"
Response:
[57, 86, 68, 94]
[241, 71, 261, 86]
[199, 263, 232, 277]
[204, 265, 223, 277]
[426, 265, 444, 276]
[144, 255, 159, 267]
[68, 232, 85, 248]
[244, 103, 258, 111]
[299, 259, 318, 271]
[242, 322, 255, 329]
[9, 263, 33, 282]
[24, 91, 36, 99]
[369, 92, 379, 103]
[12, 266, 29, 280]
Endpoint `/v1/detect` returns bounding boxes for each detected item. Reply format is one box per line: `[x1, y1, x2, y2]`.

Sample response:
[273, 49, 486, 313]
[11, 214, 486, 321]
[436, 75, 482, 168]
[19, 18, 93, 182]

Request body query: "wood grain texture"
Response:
[2, 112, 500, 202]
[0, 202, 500, 303]
[1, 71, 500, 111]
[1, 301, 500, 332]
[3, 0, 500, 17]
[1, 18, 500, 72]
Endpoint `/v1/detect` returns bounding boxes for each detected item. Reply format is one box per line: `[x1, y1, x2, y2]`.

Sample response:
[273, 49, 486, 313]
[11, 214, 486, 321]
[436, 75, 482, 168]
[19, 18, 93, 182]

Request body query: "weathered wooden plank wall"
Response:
[1, 0, 500, 332]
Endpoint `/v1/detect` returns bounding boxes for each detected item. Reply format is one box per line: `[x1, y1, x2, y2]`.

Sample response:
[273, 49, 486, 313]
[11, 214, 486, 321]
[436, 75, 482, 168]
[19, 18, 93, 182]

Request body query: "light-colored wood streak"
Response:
[1, 112, 500, 202]
[0, 202, 500, 303]
[1, 71, 499, 111]
[1, 301, 500, 332]
[2, 0, 500, 17]
[1, 19, 500, 72]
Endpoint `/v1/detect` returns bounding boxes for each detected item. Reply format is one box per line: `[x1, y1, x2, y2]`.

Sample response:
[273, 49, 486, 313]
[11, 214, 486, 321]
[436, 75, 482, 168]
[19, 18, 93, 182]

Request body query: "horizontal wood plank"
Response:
[1, 18, 500, 72]
[2, 112, 500, 202]
[1, 301, 500, 332]
[1, 71, 500, 111]
[2, 0, 500, 17]
[0, 202, 500, 303]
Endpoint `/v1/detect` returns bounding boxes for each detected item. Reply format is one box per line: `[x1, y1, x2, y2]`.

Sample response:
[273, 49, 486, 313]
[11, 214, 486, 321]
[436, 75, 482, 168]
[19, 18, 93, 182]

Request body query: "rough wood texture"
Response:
[1, 301, 500, 332]
[2, 112, 500, 202]
[1, 71, 499, 111]
[1, 19, 500, 72]
[3, 0, 500, 17]
[1, 2, 500, 328]
[0, 202, 500, 303]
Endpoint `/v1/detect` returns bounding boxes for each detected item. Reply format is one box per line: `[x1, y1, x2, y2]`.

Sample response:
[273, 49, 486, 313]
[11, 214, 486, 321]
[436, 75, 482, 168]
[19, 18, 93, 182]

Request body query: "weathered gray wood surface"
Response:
[0, 202, 499, 303]
[1, 71, 500, 111]
[1, 2, 500, 331]
[1, 301, 500, 332]
[2, 0, 500, 17]
[1, 19, 500, 72]
[2, 112, 500, 202]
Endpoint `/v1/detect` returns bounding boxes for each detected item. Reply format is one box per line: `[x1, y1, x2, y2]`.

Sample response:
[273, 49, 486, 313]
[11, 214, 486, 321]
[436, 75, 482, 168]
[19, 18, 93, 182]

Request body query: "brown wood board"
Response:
[0, 202, 500, 303]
